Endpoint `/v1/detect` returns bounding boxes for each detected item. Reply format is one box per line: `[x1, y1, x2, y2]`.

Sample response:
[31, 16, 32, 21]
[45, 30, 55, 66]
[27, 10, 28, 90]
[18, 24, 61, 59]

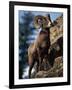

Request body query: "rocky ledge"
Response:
[34, 56, 63, 78]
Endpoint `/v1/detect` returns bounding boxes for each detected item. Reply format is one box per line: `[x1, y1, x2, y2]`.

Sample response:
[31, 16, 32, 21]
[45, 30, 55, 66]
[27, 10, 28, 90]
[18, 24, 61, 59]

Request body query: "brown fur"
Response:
[28, 29, 50, 78]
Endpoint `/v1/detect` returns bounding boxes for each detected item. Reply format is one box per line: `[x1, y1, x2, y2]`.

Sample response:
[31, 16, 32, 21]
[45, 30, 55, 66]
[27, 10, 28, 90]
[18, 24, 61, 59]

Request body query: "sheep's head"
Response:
[34, 14, 52, 29]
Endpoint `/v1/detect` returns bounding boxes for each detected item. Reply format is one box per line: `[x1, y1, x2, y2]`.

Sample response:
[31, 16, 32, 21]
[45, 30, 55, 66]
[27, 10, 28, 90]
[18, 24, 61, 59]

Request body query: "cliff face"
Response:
[31, 15, 63, 78]
[50, 15, 63, 45]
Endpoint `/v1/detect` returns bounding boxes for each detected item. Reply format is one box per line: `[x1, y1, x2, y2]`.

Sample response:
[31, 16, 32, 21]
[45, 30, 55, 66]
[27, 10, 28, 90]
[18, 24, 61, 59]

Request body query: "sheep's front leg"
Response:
[37, 48, 42, 71]
[38, 57, 42, 71]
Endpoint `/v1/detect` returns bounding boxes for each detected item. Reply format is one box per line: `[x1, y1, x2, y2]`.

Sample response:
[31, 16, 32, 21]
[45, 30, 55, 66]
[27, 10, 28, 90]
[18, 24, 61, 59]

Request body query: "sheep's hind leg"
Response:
[29, 60, 35, 78]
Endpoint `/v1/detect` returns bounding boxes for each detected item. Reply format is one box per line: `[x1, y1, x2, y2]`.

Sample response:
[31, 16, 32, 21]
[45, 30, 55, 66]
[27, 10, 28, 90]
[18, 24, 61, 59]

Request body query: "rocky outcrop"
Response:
[50, 15, 63, 45]
[35, 56, 63, 78]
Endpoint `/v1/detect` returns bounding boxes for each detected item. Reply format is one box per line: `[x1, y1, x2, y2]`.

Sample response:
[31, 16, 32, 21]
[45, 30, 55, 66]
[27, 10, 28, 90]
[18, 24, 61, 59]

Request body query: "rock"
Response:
[50, 15, 63, 45]
[35, 56, 63, 78]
